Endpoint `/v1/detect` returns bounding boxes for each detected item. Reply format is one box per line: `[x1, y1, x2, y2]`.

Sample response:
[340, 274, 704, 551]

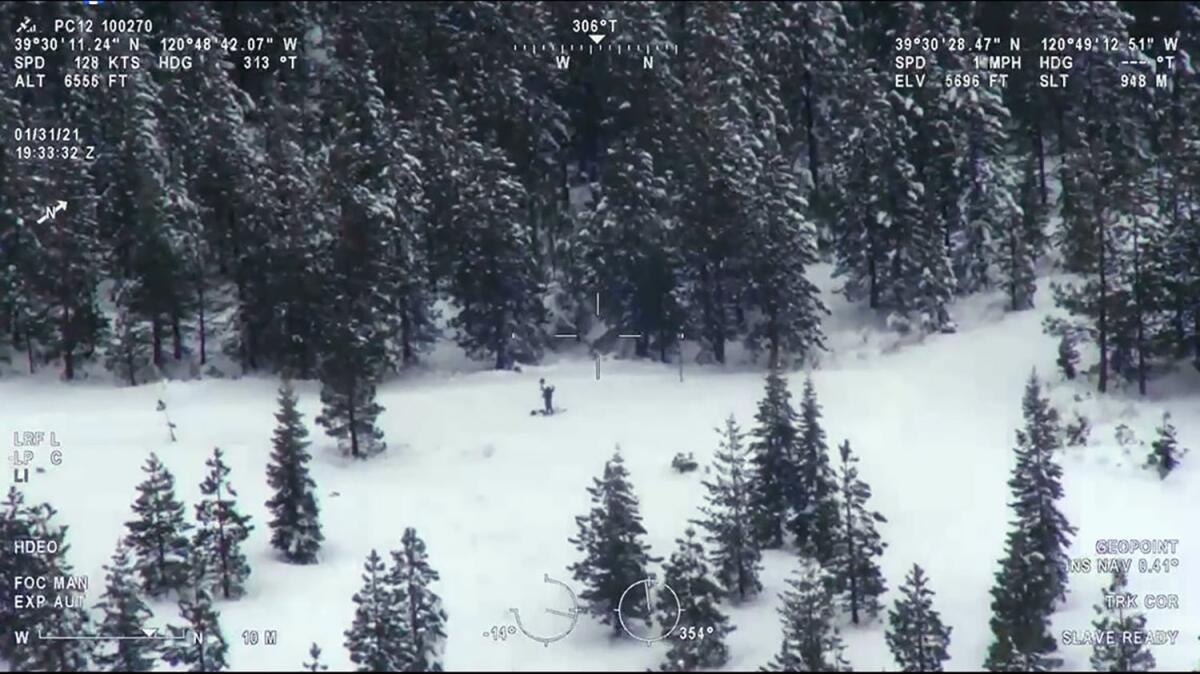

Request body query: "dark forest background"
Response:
[1, 1, 1197, 399]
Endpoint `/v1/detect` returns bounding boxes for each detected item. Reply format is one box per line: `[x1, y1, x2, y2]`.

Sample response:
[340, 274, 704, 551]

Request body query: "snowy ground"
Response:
[3, 265, 1198, 671]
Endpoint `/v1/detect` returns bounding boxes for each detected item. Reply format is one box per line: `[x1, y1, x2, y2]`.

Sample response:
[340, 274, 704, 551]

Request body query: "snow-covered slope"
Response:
[3, 265, 1197, 671]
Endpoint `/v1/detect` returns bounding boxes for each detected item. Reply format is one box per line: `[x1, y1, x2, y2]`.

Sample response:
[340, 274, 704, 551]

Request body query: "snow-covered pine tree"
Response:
[97, 9, 190, 372]
[830, 439, 888, 624]
[193, 447, 254, 600]
[255, 74, 327, 378]
[787, 377, 840, 562]
[984, 372, 1073, 671]
[983, 532, 1061, 672]
[446, 137, 546, 370]
[996, 155, 1041, 312]
[125, 453, 192, 597]
[92, 538, 159, 671]
[0, 492, 92, 671]
[314, 30, 396, 457]
[1047, 2, 1162, 396]
[303, 643, 329, 672]
[1089, 569, 1155, 671]
[163, 561, 229, 673]
[744, 151, 828, 367]
[33, 89, 108, 381]
[1014, 372, 1074, 607]
[387, 528, 448, 672]
[1146, 411, 1187, 479]
[748, 368, 800, 549]
[0, 488, 31, 654]
[266, 380, 323, 563]
[886, 563, 952, 672]
[344, 549, 408, 671]
[315, 348, 387, 459]
[577, 132, 682, 362]
[568, 450, 660, 634]
[1057, 332, 1079, 380]
[768, 554, 850, 672]
[104, 281, 152, 386]
[157, 1, 263, 371]
[657, 527, 733, 672]
[954, 48, 1022, 303]
[570, 3, 684, 358]
[675, 3, 766, 365]
[693, 415, 762, 603]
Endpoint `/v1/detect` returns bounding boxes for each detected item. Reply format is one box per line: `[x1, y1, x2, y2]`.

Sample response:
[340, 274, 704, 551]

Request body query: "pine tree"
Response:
[830, 439, 888, 624]
[744, 152, 828, 366]
[1056, 332, 1079, 380]
[693, 416, 762, 602]
[315, 351, 387, 459]
[577, 102, 682, 361]
[1014, 372, 1074, 606]
[193, 447, 253, 600]
[125, 453, 192, 597]
[388, 528, 448, 672]
[998, 155, 1043, 312]
[104, 282, 152, 386]
[0, 488, 31, 652]
[312, 30, 396, 457]
[163, 561, 229, 673]
[0, 491, 92, 671]
[769, 555, 850, 672]
[984, 372, 1073, 671]
[255, 75, 327, 378]
[568, 450, 660, 634]
[675, 3, 760, 364]
[657, 527, 733, 672]
[446, 138, 546, 370]
[266, 380, 323, 563]
[788, 378, 840, 562]
[1089, 569, 1155, 671]
[303, 643, 329, 672]
[983, 533, 1061, 672]
[97, 11, 190, 372]
[748, 368, 800, 549]
[345, 549, 408, 671]
[33, 97, 108, 381]
[1146, 411, 1187, 479]
[886, 564, 952, 672]
[92, 538, 159, 672]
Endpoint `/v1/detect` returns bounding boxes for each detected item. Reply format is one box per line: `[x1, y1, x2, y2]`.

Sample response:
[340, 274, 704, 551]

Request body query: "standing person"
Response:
[539, 378, 555, 415]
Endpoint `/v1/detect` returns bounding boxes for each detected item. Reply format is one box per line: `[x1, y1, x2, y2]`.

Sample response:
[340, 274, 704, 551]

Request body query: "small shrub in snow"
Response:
[1064, 411, 1090, 447]
[1146, 413, 1187, 479]
[671, 452, 698, 473]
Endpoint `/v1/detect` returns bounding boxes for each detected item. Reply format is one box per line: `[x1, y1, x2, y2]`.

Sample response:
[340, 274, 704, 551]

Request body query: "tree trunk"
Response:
[867, 215, 880, 310]
[1134, 231, 1146, 396]
[494, 309, 507, 371]
[1097, 217, 1108, 395]
[198, 284, 207, 366]
[846, 498, 859, 624]
[1033, 119, 1047, 205]
[61, 303, 74, 381]
[171, 310, 183, 361]
[348, 385, 360, 459]
[803, 67, 820, 208]
[25, 329, 36, 374]
[152, 317, 164, 368]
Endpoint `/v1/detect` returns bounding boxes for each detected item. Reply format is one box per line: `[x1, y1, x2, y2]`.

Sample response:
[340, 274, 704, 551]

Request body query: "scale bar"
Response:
[39, 635, 187, 641]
